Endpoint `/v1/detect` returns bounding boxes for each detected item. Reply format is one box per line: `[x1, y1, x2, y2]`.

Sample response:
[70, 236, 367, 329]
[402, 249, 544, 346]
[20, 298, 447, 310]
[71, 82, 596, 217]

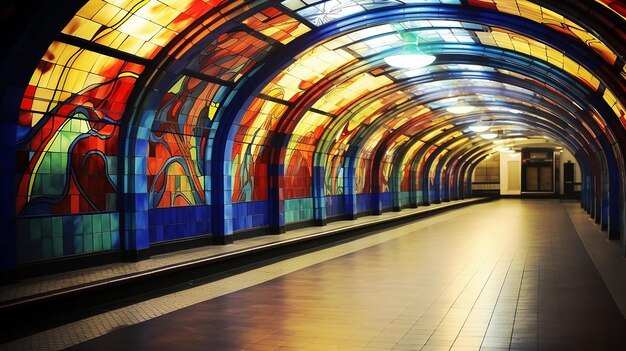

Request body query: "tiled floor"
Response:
[4, 199, 626, 350]
[0, 199, 480, 304]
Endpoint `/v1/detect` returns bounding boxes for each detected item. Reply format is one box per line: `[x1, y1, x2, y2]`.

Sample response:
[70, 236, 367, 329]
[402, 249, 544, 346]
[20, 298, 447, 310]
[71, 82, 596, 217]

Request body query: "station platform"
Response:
[3, 198, 626, 350]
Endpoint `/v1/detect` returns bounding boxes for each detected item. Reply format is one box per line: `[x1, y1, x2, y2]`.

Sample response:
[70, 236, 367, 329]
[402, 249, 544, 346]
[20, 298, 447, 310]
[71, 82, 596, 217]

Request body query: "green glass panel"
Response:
[41, 217, 52, 238]
[74, 235, 83, 254]
[102, 214, 111, 232]
[102, 232, 112, 251]
[30, 218, 41, 240]
[83, 233, 93, 253]
[53, 237, 63, 256]
[53, 217, 63, 237]
[41, 238, 53, 258]
[82, 215, 93, 234]
[93, 232, 103, 252]
[93, 215, 102, 233]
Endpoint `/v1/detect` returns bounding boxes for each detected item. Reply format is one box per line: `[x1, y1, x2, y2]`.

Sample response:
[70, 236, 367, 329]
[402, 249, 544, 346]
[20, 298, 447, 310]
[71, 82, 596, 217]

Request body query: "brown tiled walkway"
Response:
[3, 199, 626, 350]
[61, 199, 626, 351]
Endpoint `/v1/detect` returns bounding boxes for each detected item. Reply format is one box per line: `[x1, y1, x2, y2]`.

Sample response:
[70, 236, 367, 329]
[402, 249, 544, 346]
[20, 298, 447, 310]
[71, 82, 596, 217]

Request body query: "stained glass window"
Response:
[243, 7, 310, 44]
[186, 31, 276, 83]
[62, 0, 228, 59]
[261, 44, 356, 102]
[467, 0, 617, 65]
[476, 28, 601, 90]
[18, 41, 143, 217]
[232, 98, 288, 202]
[285, 0, 462, 26]
[603, 89, 626, 128]
[148, 76, 227, 208]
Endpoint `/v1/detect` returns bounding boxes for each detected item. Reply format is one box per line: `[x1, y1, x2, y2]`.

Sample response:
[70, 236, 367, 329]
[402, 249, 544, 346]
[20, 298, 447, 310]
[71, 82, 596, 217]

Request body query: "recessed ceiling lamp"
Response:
[384, 31, 436, 69]
[446, 98, 476, 114]
[469, 119, 489, 132]
[480, 132, 498, 140]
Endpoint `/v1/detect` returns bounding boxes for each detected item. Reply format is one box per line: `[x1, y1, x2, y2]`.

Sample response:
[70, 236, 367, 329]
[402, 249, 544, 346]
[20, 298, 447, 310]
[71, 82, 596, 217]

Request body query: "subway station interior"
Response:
[2, 0, 626, 350]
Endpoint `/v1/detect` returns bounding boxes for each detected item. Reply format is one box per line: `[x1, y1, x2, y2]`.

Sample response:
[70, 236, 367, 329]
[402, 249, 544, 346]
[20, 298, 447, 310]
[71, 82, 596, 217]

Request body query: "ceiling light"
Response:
[384, 31, 436, 69]
[480, 132, 498, 140]
[446, 99, 476, 114]
[469, 124, 489, 132]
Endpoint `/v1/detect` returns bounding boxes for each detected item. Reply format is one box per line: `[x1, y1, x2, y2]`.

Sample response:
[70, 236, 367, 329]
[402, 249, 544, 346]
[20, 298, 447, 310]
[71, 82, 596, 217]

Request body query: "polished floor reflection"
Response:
[67, 200, 626, 350]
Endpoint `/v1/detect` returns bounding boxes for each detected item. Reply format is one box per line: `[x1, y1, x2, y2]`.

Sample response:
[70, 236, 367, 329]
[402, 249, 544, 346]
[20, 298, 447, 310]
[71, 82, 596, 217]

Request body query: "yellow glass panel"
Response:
[401, 141, 425, 170]
[387, 135, 411, 155]
[63, 0, 228, 59]
[603, 89, 626, 125]
[311, 73, 392, 115]
[469, 0, 616, 64]
[291, 111, 331, 141]
[242, 7, 310, 45]
[478, 28, 600, 91]
[422, 129, 444, 142]
[262, 44, 356, 102]
[20, 41, 143, 127]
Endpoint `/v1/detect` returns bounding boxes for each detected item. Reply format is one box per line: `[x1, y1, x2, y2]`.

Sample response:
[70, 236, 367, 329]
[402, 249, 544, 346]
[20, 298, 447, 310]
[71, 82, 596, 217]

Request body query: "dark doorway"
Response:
[564, 161, 575, 196]
[522, 148, 554, 193]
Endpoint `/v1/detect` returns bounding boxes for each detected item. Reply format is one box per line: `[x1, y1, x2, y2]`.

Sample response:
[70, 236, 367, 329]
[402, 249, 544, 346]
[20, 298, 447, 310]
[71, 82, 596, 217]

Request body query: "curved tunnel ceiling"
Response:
[8, 0, 626, 227]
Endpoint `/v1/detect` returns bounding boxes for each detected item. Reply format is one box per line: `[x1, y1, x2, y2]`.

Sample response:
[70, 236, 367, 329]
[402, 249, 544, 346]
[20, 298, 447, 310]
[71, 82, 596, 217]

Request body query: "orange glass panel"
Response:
[63, 0, 228, 59]
[243, 7, 310, 44]
[468, 0, 617, 64]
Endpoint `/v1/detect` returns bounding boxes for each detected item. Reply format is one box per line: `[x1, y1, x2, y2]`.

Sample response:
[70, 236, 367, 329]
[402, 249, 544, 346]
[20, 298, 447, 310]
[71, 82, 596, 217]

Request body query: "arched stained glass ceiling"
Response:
[25, 0, 626, 141]
[239, 16, 625, 152]
[285, 0, 619, 67]
[330, 21, 602, 91]
[16, 0, 626, 213]
[283, 0, 461, 26]
[61, 0, 229, 59]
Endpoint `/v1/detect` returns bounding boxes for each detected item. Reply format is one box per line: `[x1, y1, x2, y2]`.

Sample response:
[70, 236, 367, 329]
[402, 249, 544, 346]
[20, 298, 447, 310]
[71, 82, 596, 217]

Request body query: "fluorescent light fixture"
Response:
[480, 132, 498, 140]
[384, 31, 435, 69]
[446, 99, 476, 114]
[384, 53, 436, 69]
[469, 124, 489, 132]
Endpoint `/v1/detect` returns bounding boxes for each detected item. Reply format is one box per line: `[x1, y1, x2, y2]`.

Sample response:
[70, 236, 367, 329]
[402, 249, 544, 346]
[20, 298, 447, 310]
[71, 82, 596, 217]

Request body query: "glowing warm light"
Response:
[480, 133, 498, 140]
[385, 31, 435, 69]
[447, 99, 476, 114]
[469, 124, 489, 132]
[384, 53, 436, 69]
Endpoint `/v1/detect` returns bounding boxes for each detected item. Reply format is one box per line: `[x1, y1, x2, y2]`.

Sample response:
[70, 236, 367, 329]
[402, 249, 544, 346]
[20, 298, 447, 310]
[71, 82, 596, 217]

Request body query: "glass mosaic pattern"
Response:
[284, 0, 462, 26]
[18, 43, 142, 217]
[62, 0, 228, 59]
[243, 7, 311, 45]
[467, 0, 617, 65]
[148, 76, 226, 208]
[232, 98, 288, 202]
[11, 0, 625, 266]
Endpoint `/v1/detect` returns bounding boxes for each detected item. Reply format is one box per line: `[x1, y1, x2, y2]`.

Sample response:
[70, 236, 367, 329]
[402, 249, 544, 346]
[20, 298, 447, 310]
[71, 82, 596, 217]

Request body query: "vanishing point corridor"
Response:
[44, 200, 626, 350]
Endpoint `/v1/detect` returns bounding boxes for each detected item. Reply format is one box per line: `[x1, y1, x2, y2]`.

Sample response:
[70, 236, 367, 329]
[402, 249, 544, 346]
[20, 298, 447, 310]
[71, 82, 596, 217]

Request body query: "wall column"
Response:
[120, 125, 151, 261]
[312, 165, 327, 226]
